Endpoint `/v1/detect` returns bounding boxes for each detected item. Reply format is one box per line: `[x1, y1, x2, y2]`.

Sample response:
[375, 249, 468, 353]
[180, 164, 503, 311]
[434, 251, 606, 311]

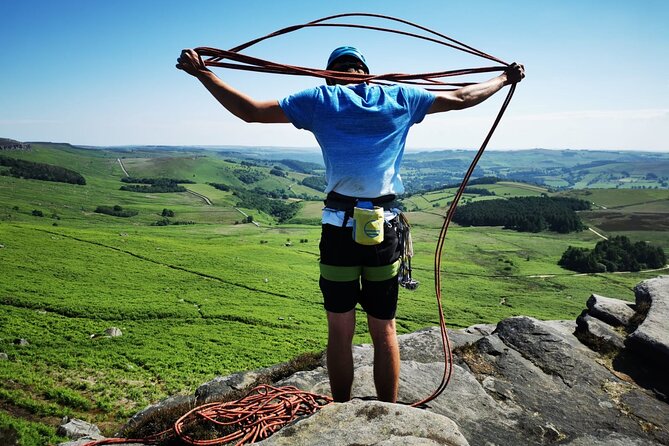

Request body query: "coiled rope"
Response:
[84, 12, 517, 446]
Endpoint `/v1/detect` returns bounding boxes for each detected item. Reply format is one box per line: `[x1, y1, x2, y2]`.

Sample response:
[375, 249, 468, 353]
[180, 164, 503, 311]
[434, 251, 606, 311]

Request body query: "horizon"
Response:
[2, 1, 668, 151]
[9, 140, 669, 155]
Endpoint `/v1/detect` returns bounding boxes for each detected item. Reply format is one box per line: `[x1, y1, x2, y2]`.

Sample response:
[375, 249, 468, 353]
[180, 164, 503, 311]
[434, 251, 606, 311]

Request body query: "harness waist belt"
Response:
[324, 191, 397, 211]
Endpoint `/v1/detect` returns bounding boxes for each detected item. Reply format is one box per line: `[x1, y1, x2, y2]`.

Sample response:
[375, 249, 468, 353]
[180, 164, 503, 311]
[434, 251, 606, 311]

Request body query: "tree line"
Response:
[235, 169, 266, 184]
[277, 159, 322, 174]
[0, 155, 86, 185]
[233, 189, 300, 222]
[559, 236, 666, 273]
[94, 205, 138, 217]
[120, 177, 188, 193]
[207, 182, 301, 222]
[301, 175, 327, 192]
[121, 177, 195, 184]
[453, 196, 590, 233]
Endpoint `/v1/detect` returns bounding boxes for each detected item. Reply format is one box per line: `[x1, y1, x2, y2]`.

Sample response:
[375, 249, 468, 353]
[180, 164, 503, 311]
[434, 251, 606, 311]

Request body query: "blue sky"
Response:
[1, 0, 667, 151]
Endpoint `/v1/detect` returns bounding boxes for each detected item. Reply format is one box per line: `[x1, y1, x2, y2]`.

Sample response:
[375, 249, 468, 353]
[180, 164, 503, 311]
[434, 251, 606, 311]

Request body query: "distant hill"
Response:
[3, 142, 667, 233]
[401, 149, 669, 192]
[68, 145, 669, 193]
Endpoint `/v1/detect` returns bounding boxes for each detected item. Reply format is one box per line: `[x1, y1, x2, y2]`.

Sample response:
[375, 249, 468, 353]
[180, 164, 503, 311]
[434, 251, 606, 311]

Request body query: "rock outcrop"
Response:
[0, 138, 30, 151]
[57, 418, 103, 441]
[626, 276, 669, 367]
[60, 277, 669, 446]
[258, 399, 470, 446]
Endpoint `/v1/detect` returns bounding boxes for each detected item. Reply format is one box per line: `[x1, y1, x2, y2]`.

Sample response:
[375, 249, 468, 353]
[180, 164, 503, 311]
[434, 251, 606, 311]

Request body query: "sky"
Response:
[1, 0, 668, 152]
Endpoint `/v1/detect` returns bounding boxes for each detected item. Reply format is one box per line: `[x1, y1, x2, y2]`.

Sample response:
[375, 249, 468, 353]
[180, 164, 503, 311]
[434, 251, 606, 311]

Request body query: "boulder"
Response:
[195, 368, 273, 404]
[463, 323, 497, 336]
[255, 399, 469, 446]
[398, 326, 482, 363]
[626, 276, 669, 367]
[0, 353, 8, 360]
[56, 418, 102, 440]
[576, 310, 626, 353]
[105, 327, 122, 337]
[586, 293, 635, 327]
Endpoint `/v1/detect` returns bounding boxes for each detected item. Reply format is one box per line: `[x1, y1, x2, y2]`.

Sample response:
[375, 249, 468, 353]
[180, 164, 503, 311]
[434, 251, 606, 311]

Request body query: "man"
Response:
[177, 46, 524, 403]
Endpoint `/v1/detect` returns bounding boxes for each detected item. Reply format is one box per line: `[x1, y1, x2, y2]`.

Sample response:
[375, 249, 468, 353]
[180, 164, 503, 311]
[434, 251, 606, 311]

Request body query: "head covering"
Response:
[326, 46, 369, 74]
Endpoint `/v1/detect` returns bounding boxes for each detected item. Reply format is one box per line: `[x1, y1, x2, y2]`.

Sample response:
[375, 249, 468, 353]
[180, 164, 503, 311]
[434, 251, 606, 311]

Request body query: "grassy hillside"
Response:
[1, 144, 667, 445]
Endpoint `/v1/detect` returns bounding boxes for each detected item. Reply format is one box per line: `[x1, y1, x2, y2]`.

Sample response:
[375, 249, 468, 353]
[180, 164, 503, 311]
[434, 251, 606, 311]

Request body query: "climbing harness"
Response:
[85, 12, 518, 445]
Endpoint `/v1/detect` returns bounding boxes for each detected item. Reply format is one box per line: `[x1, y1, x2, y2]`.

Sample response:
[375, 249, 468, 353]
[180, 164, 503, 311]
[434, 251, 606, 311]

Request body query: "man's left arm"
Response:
[427, 63, 524, 114]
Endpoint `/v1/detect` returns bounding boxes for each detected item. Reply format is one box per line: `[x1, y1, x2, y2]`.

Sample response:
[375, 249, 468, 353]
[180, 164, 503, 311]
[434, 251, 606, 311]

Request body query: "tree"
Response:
[559, 236, 666, 273]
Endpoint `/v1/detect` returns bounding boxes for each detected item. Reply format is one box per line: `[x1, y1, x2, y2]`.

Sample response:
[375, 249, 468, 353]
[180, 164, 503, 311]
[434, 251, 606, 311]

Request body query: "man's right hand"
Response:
[504, 62, 525, 85]
[176, 49, 210, 77]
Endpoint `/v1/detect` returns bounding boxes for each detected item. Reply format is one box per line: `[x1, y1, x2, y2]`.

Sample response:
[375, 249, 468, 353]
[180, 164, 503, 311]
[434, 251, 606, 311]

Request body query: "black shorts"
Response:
[319, 219, 401, 320]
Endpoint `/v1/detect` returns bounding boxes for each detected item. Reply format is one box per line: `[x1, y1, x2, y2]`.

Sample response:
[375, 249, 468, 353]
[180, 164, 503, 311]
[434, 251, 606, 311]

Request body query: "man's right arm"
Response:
[176, 49, 289, 124]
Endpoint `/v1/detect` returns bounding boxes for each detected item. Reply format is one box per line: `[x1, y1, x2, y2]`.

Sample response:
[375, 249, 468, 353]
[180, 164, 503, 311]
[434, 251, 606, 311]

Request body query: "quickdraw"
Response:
[397, 212, 418, 290]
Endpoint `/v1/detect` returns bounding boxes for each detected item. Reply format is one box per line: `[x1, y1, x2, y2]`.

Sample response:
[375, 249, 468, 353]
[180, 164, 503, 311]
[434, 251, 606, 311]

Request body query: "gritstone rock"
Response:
[105, 327, 122, 337]
[118, 394, 195, 437]
[255, 399, 469, 446]
[587, 293, 636, 327]
[576, 310, 626, 353]
[57, 418, 102, 440]
[626, 276, 669, 367]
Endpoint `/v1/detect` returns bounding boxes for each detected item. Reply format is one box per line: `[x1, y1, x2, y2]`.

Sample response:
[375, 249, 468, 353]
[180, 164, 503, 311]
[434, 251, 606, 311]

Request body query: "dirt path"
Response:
[186, 189, 212, 205]
[526, 265, 669, 278]
[234, 207, 260, 227]
[588, 227, 608, 240]
[116, 158, 129, 177]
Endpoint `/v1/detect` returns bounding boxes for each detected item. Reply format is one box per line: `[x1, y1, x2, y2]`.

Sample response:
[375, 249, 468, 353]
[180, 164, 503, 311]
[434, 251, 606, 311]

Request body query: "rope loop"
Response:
[195, 12, 511, 90]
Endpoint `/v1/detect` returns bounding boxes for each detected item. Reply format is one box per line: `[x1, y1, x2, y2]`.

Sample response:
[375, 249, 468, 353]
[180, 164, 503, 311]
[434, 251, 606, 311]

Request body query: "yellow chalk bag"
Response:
[352, 205, 385, 245]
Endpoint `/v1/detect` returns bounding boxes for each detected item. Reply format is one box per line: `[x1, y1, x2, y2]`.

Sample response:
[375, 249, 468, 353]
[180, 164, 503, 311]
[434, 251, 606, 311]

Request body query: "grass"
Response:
[1, 144, 667, 445]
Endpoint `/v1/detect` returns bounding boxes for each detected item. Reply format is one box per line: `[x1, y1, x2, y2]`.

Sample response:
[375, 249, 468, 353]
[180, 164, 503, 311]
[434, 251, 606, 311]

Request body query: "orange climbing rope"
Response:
[82, 386, 331, 445]
[84, 12, 518, 446]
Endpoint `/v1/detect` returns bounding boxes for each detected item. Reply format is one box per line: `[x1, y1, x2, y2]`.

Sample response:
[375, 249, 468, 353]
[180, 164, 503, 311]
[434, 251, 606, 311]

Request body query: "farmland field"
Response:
[1, 144, 667, 445]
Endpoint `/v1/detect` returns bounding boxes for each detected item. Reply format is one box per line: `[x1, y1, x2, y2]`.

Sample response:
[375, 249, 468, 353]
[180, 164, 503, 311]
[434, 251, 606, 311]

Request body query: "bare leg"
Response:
[367, 315, 400, 403]
[326, 310, 356, 402]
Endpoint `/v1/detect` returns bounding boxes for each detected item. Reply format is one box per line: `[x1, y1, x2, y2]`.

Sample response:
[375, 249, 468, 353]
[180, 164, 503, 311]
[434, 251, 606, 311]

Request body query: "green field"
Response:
[1, 144, 667, 445]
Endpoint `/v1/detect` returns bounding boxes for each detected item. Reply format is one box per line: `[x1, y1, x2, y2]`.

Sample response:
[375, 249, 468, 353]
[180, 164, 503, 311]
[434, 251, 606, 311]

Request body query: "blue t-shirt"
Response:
[279, 83, 435, 198]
